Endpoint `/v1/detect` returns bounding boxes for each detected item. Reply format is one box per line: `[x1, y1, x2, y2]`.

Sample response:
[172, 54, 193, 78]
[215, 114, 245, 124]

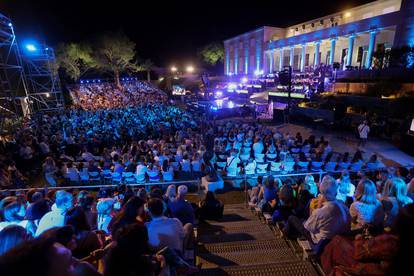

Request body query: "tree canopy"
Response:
[56, 43, 96, 81]
[92, 31, 137, 86]
[199, 42, 224, 66]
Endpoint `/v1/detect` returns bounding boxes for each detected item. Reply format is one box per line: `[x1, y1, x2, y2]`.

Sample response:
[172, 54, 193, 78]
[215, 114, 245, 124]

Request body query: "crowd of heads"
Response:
[71, 81, 166, 110]
[0, 182, 221, 275]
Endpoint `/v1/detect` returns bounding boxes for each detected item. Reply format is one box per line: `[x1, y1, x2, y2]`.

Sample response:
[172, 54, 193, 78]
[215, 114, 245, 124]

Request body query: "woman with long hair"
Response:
[381, 177, 413, 227]
[109, 196, 145, 235]
[350, 179, 384, 231]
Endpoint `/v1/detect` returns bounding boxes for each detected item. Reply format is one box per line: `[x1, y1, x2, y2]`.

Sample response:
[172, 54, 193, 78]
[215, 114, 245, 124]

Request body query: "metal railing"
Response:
[0, 179, 202, 195]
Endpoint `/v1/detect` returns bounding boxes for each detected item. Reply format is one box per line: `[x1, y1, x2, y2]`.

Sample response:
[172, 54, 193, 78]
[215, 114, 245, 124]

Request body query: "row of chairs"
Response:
[214, 159, 384, 177]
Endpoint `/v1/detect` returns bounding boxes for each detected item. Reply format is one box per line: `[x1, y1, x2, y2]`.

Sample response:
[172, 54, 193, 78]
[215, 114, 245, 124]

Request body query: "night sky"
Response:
[1, 0, 372, 67]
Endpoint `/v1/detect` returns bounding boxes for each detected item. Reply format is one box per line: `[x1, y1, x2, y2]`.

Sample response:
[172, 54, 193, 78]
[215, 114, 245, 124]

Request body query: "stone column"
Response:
[300, 44, 306, 72]
[314, 41, 321, 66]
[346, 34, 355, 67]
[329, 38, 336, 65]
[366, 30, 378, 69]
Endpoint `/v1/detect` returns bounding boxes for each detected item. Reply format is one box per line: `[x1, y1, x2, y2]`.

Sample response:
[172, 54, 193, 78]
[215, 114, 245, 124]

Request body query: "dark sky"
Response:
[1, 0, 372, 66]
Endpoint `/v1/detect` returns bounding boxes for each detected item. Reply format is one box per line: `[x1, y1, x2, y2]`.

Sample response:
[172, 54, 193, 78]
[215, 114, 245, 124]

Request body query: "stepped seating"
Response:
[196, 204, 319, 276]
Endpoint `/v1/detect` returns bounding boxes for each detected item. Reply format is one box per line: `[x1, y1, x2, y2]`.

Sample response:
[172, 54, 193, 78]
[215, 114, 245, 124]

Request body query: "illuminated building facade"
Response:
[224, 0, 414, 75]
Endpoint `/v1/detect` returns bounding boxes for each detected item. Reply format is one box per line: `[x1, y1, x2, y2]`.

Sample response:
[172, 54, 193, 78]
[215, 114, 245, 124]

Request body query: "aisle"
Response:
[196, 204, 318, 276]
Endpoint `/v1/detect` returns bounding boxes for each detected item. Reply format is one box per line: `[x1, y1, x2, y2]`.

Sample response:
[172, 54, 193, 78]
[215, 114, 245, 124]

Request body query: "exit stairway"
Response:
[196, 204, 319, 276]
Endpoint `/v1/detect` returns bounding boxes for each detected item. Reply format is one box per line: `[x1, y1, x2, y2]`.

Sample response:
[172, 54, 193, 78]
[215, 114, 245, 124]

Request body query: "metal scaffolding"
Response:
[22, 43, 64, 112]
[0, 13, 29, 116]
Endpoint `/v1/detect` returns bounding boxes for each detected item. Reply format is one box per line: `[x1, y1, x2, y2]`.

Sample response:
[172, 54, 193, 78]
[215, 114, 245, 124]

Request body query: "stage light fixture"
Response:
[8, 22, 12, 27]
[171, 66, 178, 72]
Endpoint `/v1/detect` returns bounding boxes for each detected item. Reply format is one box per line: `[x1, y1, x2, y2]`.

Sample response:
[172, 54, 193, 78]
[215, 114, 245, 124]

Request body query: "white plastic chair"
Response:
[325, 161, 338, 173]
[270, 161, 282, 172]
[283, 161, 295, 173]
[256, 163, 269, 174]
[297, 161, 309, 171]
[254, 153, 265, 163]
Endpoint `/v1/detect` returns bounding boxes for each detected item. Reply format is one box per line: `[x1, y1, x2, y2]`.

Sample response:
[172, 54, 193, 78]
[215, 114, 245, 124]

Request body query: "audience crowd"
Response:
[248, 166, 414, 275]
[0, 80, 413, 275]
[0, 183, 225, 275]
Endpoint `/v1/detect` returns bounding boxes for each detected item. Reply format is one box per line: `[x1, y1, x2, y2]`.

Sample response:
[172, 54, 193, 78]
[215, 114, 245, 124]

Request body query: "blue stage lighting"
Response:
[98, 80, 101, 83]
[86, 80, 89, 83]
[8, 22, 12, 27]
[80, 80, 84, 84]
[25, 44, 37, 52]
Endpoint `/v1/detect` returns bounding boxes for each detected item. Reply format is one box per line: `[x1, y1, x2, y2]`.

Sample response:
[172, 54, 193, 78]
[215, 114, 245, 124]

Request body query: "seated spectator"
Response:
[303, 174, 318, 197]
[168, 185, 195, 225]
[258, 176, 277, 212]
[321, 203, 414, 276]
[381, 177, 413, 227]
[161, 160, 174, 181]
[284, 175, 351, 252]
[135, 159, 148, 182]
[42, 157, 57, 187]
[96, 198, 114, 234]
[0, 233, 99, 276]
[0, 225, 29, 255]
[25, 199, 51, 236]
[35, 190, 73, 236]
[271, 184, 296, 223]
[336, 172, 355, 204]
[146, 198, 185, 252]
[180, 154, 191, 172]
[110, 196, 145, 234]
[65, 206, 101, 259]
[164, 185, 176, 205]
[350, 179, 384, 231]
[0, 197, 27, 232]
[104, 223, 167, 276]
[65, 162, 79, 182]
[147, 163, 160, 182]
[198, 191, 224, 221]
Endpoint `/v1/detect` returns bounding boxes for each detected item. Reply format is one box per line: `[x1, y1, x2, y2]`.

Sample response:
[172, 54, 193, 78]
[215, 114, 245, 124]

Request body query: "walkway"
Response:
[196, 204, 318, 276]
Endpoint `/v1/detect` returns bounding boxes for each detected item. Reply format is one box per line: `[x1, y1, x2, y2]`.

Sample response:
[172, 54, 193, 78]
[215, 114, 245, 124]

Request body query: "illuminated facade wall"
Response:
[224, 0, 414, 75]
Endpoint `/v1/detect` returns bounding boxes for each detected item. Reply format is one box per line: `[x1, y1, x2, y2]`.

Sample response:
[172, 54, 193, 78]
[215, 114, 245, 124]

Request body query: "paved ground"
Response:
[275, 123, 414, 167]
[196, 204, 318, 275]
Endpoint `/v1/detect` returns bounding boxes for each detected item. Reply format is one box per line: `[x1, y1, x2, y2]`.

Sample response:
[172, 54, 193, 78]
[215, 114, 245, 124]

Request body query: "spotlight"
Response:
[25, 44, 37, 52]
[171, 66, 177, 72]
[186, 66, 194, 73]
[8, 22, 12, 27]
[241, 77, 248, 84]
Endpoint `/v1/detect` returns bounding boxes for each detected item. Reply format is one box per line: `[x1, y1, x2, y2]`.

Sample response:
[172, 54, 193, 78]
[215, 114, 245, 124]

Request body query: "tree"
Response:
[92, 31, 137, 87]
[56, 43, 96, 81]
[137, 59, 154, 82]
[199, 42, 224, 66]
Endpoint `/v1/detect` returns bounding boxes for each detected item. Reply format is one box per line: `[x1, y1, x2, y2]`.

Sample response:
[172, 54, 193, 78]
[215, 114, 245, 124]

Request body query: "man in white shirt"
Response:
[284, 175, 351, 250]
[136, 160, 148, 182]
[358, 120, 370, 147]
[35, 190, 73, 236]
[145, 198, 185, 252]
[252, 138, 264, 155]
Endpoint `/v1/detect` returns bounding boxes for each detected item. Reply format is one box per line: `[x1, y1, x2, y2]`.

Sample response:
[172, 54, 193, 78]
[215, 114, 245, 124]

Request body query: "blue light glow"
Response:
[228, 101, 235, 108]
[8, 22, 12, 27]
[241, 77, 248, 84]
[26, 44, 37, 52]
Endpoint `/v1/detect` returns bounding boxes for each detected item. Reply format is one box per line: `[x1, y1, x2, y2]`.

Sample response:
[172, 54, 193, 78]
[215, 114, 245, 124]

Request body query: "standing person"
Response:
[357, 120, 370, 147]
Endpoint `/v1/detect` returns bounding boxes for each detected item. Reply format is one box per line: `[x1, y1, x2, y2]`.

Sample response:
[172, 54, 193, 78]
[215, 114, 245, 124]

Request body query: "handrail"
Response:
[0, 179, 200, 193]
